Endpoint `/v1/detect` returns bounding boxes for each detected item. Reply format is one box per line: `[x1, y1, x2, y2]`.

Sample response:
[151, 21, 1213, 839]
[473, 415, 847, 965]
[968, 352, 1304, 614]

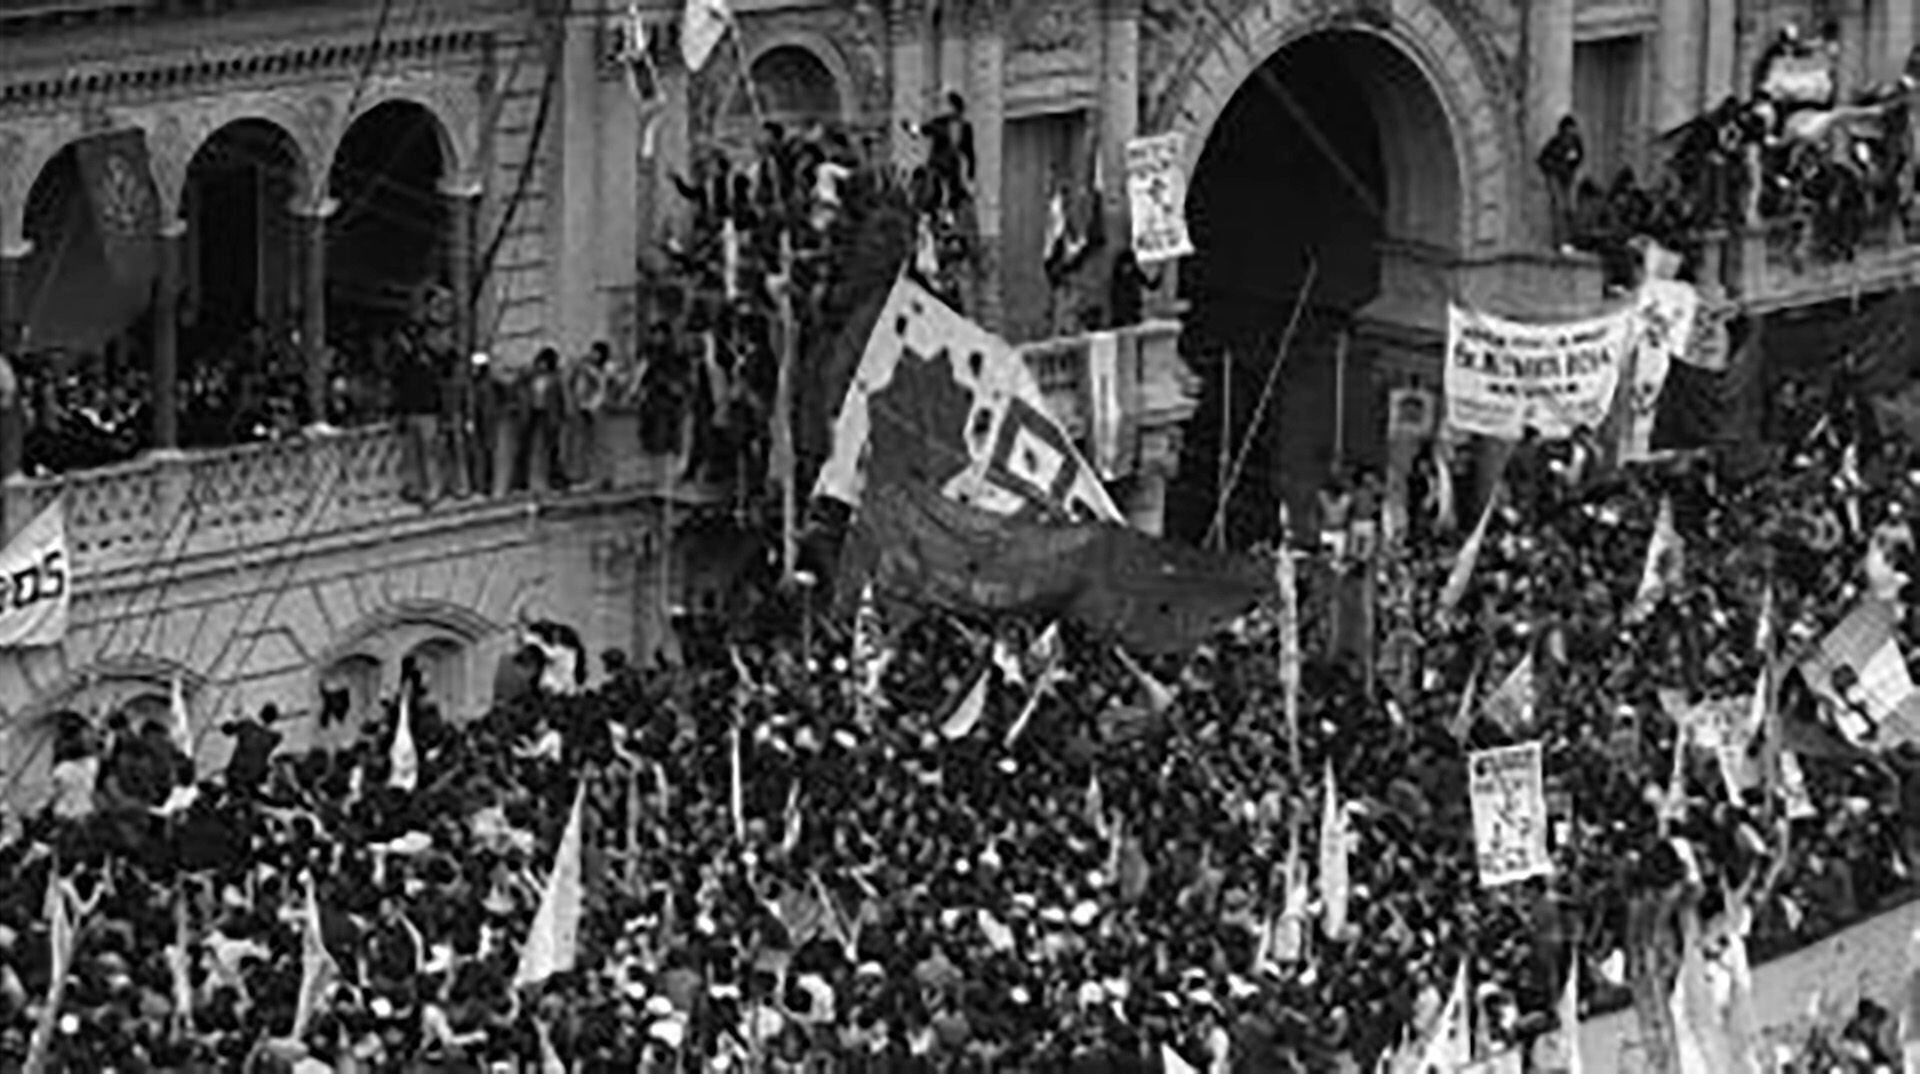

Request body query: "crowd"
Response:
[1, 346, 1919, 1072]
[1544, 23, 1918, 281]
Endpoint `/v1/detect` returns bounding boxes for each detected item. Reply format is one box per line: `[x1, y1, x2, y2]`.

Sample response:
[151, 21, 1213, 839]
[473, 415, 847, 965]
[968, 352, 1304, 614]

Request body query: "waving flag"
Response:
[937, 663, 992, 740]
[1482, 653, 1537, 734]
[290, 875, 339, 1040]
[514, 782, 588, 988]
[388, 690, 418, 793]
[680, 0, 731, 73]
[1439, 489, 1499, 613]
[1628, 497, 1684, 622]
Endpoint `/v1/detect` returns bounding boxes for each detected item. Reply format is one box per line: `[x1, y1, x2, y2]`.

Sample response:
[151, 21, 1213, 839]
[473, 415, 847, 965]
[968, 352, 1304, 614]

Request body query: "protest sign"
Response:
[1469, 742, 1553, 887]
[1126, 133, 1194, 264]
[1445, 305, 1632, 440]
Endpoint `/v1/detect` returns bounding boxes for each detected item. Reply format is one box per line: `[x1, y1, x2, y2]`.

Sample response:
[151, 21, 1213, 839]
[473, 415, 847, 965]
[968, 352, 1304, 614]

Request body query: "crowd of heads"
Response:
[2, 358, 1920, 1071]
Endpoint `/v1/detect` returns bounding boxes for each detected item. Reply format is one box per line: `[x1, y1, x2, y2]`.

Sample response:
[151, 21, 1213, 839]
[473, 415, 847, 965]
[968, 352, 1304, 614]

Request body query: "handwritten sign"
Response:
[1445, 304, 1632, 440]
[1126, 133, 1194, 265]
[1469, 742, 1553, 888]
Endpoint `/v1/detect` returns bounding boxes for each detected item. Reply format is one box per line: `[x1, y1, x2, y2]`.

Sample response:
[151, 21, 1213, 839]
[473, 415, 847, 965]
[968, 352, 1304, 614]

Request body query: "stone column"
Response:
[1523, 0, 1575, 247]
[1654, 0, 1701, 134]
[292, 196, 337, 430]
[1102, 0, 1140, 259]
[889, 0, 930, 170]
[152, 220, 184, 452]
[1704, 0, 1738, 106]
[1885, 0, 1915, 83]
[442, 180, 481, 361]
[0, 239, 28, 483]
[968, 0, 1006, 330]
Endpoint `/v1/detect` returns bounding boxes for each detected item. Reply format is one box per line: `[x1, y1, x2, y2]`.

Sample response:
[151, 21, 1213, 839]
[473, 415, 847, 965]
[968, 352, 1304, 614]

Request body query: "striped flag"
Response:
[513, 782, 588, 988]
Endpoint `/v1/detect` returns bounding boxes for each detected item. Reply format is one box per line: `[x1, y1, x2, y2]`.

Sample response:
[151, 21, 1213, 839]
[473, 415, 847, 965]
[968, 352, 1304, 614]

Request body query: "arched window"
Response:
[320, 653, 383, 734]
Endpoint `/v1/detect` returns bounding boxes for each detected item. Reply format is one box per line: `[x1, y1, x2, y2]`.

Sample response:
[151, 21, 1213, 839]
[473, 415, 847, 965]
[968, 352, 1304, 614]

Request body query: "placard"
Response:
[1125, 133, 1194, 265]
[1445, 304, 1632, 440]
[1468, 741, 1553, 887]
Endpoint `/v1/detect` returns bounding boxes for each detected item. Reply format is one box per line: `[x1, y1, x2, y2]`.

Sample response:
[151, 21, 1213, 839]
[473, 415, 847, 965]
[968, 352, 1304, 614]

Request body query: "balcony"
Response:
[14, 321, 1198, 581]
[6, 427, 723, 583]
[1715, 217, 1920, 313]
[1360, 240, 1612, 339]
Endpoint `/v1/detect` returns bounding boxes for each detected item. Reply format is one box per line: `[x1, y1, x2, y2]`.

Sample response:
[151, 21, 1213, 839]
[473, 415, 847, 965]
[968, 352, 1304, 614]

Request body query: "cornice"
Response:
[0, 11, 519, 116]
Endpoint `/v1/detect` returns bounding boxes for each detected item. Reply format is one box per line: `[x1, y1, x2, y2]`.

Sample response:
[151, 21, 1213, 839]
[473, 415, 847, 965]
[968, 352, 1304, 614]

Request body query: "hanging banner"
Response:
[1445, 304, 1633, 440]
[1468, 741, 1553, 888]
[1620, 281, 1700, 463]
[0, 502, 70, 649]
[1125, 133, 1194, 265]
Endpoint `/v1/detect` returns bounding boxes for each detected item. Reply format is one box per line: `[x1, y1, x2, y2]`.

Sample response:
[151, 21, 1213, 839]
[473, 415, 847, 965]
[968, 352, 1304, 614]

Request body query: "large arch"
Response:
[16, 136, 161, 361]
[1163, 8, 1510, 547]
[180, 118, 308, 386]
[324, 99, 451, 327]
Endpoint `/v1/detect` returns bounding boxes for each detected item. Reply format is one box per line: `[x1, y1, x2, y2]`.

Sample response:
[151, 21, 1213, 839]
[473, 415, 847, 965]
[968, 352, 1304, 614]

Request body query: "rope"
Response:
[1205, 258, 1318, 549]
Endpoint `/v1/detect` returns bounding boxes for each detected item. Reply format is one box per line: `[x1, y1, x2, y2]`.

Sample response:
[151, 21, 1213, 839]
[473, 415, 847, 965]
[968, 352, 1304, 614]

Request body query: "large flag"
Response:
[1799, 597, 1920, 747]
[514, 782, 588, 989]
[388, 690, 418, 793]
[1628, 497, 1684, 622]
[0, 501, 70, 649]
[850, 480, 1265, 655]
[680, 0, 731, 73]
[816, 276, 1118, 522]
[1318, 761, 1349, 940]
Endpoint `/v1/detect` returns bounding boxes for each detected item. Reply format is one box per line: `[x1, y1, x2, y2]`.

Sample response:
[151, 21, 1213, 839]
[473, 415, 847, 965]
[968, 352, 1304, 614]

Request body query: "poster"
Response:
[1126, 133, 1194, 264]
[1445, 304, 1633, 440]
[1468, 741, 1553, 887]
[1620, 281, 1699, 463]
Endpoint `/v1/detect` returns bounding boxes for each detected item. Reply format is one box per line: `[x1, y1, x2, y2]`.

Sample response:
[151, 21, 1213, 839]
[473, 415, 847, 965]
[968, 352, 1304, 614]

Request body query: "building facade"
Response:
[0, 0, 1913, 803]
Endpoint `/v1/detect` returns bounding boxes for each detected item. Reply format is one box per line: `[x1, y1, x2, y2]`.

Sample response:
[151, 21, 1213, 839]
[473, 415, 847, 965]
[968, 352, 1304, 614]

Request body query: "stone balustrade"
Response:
[1714, 217, 1920, 313]
[5, 319, 1199, 583]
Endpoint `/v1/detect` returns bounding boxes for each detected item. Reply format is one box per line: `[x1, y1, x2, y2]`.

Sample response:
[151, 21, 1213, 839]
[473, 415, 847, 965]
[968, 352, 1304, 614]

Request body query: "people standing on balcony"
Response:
[393, 316, 447, 506]
[1537, 114, 1585, 253]
[565, 342, 610, 491]
[523, 347, 566, 492]
[915, 92, 976, 213]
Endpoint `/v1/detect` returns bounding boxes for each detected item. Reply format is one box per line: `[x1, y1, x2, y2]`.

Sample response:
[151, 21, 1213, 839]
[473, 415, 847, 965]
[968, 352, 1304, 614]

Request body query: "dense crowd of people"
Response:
[1, 352, 1919, 1071]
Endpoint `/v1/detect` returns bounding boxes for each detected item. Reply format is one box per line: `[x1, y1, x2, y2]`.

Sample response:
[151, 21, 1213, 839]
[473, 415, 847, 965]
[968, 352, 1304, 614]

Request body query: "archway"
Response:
[182, 121, 306, 361]
[723, 43, 846, 140]
[18, 137, 160, 363]
[1168, 29, 1467, 546]
[326, 101, 450, 338]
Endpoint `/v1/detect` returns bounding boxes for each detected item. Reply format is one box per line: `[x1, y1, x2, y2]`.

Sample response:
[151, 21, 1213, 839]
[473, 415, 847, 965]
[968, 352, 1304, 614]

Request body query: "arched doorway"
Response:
[720, 43, 846, 143]
[183, 120, 306, 357]
[1168, 29, 1466, 546]
[180, 119, 307, 446]
[326, 101, 450, 341]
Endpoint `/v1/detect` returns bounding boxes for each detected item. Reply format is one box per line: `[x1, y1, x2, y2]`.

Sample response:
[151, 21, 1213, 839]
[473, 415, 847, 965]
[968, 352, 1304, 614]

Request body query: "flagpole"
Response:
[725, 13, 768, 127]
[1214, 352, 1233, 552]
[773, 234, 799, 586]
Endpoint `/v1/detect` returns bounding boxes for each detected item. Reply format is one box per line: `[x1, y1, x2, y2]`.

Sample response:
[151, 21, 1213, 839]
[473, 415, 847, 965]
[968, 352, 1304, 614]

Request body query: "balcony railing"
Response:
[11, 320, 1198, 580]
[1715, 216, 1920, 312]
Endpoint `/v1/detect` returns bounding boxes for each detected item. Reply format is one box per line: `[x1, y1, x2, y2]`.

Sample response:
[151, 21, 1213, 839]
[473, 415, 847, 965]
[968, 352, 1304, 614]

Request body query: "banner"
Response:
[1468, 741, 1553, 887]
[1761, 51, 1835, 107]
[1445, 304, 1633, 440]
[814, 277, 1119, 523]
[0, 503, 69, 649]
[1125, 133, 1194, 265]
[1621, 282, 1700, 463]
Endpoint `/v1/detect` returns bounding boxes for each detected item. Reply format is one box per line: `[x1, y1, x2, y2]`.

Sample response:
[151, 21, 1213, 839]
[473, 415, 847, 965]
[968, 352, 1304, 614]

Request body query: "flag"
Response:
[23, 874, 80, 1074]
[1162, 1043, 1200, 1074]
[937, 663, 991, 740]
[680, 0, 731, 73]
[1003, 625, 1065, 746]
[388, 690, 418, 793]
[1868, 521, 1914, 602]
[290, 875, 339, 1040]
[1084, 773, 1108, 840]
[537, 1020, 569, 1074]
[720, 220, 742, 302]
[1800, 598, 1920, 747]
[1449, 661, 1483, 741]
[0, 501, 70, 649]
[729, 725, 746, 843]
[1394, 962, 1472, 1073]
[1839, 442, 1864, 536]
[1754, 582, 1774, 658]
[1438, 490, 1499, 613]
[168, 676, 192, 760]
[1556, 956, 1583, 1074]
[167, 896, 194, 1035]
[1274, 817, 1308, 964]
[1900, 926, 1920, 1069]
[1482, 653, 1536, 734]
[852, 582, 886, 726]
[814, 276, 1119, 522]
[1628, 497, 1684, 622]
[779, 781, 802, 857]
[513, 782, 588, 988]
[1277, 549, 1301, 763]
[1318, 761, 1349, 941]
